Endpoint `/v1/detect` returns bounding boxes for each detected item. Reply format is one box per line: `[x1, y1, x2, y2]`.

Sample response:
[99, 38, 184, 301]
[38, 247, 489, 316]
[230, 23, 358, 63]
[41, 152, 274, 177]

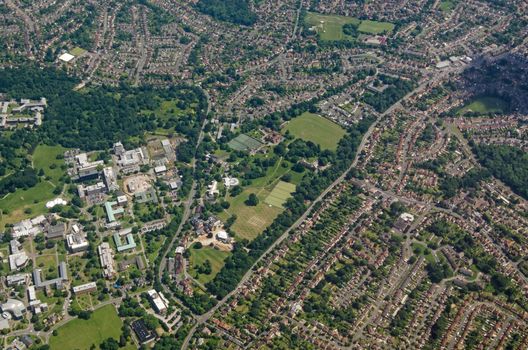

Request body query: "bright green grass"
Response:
[70, 47, 86, 56]
[0, 145, 67, 229]
[265, 181, 296, 207]
[219, 188, 282, 241]
[33, 145, 67, 183]
[457, 96, 508, 115]
[219, 158, 296, 241]
[189, 246, 231, 284]
[411, 242, 436, 264]
[305, 12, 360, 41]
[439, 0, 458, 11]
[49, 305, 122, 350]
[358, 20, 395, 34]
[305, 12, 394, 41]
[284, 112, 346, 150]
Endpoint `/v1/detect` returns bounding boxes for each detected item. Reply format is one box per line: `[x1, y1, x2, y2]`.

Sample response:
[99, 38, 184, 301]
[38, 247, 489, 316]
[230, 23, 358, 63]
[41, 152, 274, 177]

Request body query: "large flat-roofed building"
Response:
[105, 201, 124, 223]
[132, 319, 156, 344]
[72, 282, 97, 295]
[98, 243, 115, 279]
[113, 229, 137, 252]
[46, 222, 67, 240]
[103, 167, 119, 191]
[78, 182, 106, 199]
[114, 142, 148, 174]
[6, 273, 28, 286]
[147, 289, 169, 314]
[66, 232, 89, 253]
[1, 299, 26, 319]
[33, 261, 68, 289]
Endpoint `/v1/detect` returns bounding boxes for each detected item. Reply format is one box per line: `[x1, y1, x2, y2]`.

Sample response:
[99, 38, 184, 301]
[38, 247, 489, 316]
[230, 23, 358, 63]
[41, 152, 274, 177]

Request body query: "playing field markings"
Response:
[248, 216, 266, 227]
[265, 181, 296, 207]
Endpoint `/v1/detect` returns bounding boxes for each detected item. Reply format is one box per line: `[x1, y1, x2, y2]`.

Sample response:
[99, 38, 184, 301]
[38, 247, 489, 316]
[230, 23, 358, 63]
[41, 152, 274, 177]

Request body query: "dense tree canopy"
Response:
[196, 0, 257, 26]
[473, 144, 528, 199]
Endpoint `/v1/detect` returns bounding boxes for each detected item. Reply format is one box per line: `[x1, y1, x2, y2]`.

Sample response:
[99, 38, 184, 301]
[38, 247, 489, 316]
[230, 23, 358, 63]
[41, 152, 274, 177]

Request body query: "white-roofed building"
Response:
[58, 52, 75, 62]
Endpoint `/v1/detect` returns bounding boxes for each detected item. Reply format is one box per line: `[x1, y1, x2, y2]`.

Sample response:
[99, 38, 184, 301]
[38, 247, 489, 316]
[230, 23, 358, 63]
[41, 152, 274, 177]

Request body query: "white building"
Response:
[147, 289, 169, 314]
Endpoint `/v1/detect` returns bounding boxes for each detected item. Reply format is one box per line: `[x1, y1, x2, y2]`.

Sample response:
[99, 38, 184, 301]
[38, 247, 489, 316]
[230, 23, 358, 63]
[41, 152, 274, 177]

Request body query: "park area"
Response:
[284, 112, 346, 150]
[189, 245, 231, 284]
[265, 181, 296, 208]
[457, 96, 508, 115]
[358, 20, 395, 34]
[49, 305, 123, 350]
[0, 144, 67, 229]
[219, 157, 301, 241]
[305, 12, 394, 41]
[70, 46, 87, 56]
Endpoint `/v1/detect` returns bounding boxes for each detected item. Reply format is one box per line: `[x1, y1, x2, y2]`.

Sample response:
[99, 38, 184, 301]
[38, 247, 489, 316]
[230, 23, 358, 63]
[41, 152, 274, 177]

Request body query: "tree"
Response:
[245, 193, 259, 206]
[100, 338, 119, 350]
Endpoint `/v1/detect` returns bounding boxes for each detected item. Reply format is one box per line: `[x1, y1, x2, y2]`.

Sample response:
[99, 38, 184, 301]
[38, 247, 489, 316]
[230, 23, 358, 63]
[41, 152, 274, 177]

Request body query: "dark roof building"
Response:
[47, 222, 67, 239]
[132, 319, 156, 344]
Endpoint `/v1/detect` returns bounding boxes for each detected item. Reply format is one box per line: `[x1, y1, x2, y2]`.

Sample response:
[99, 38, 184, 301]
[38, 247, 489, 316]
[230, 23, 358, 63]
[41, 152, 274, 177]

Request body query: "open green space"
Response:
[153, 98, 196, 120]
[220, 188, 282, 241]
[305, 12, 394, 41]
[457, 96, 508, 116]
[358, 20, 395, 34]
[219, 157, 297, 241]
[70, 47, 87, 56]
[189, 245, 231, 284]
[264, 181, 296, 207]
[33, 145, 67, 183]
[305, 12, 360, 41]
[412, 242, 436, 264]
[284, 112, 346, 150]
[49, 305, 122, 350]
[0, 145, 67, 229]
[439, 0, 458, 11]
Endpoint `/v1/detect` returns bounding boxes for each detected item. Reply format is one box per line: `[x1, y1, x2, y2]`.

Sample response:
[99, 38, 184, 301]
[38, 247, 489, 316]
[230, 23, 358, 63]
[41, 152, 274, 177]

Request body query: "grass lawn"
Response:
[50, 305, 122, 350]
[189, 246, 230, 284]
[0, 145, 67, 229]
[411, 242, 436, 264]
[33, 145, 67, 183]
[143, 97, 196, 122]
[265, 181, 296, 208]
[70, 47, 87, 56]
[219, 158, 296, 241]
[439, 0, 458, 11]
[220, 189, 282, 241]
[305, 12, 360, 41]
[358, 20, 395, 34]
[36, 254, 58, 279]
[457, 96, 508, 115]
[284, 112, 346, 150]
[305, 12, 394, 41]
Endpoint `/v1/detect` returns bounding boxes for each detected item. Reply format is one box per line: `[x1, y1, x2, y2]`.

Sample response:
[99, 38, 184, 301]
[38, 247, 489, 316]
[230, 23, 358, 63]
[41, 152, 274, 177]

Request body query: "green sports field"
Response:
[70, 47, 86, 56]
[265, 181, 296, 207]
[284, 112, 346, 150]
[49, 305, 122, 350]
[457, 96, 508, 115]
[305, 12, 360, 41]
[189, 246, 231, 284]
[218, 157, 294, 241]
[358, 20, 395, 34]
[305, 12, 394, 41]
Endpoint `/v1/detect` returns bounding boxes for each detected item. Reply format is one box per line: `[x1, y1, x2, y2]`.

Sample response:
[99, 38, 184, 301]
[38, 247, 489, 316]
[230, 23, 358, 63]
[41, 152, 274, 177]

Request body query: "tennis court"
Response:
[228, 134, 263, 152]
